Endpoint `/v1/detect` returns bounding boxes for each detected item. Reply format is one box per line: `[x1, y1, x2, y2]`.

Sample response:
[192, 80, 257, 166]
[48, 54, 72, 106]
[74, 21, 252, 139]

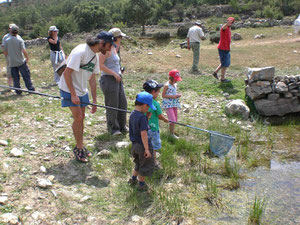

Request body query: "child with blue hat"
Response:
[128, 91, 156, 191]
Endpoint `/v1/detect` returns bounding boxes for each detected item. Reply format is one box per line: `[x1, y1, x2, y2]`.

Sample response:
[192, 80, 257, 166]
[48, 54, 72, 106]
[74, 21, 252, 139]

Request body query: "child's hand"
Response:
[146, 112, 152, 119]
[144, 150, 151, 158]
[176, 94, 182, 98]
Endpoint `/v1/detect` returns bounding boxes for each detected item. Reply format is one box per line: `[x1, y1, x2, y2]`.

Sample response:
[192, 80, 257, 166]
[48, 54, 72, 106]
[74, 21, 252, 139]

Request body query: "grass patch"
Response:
[248, 196, 266, 225]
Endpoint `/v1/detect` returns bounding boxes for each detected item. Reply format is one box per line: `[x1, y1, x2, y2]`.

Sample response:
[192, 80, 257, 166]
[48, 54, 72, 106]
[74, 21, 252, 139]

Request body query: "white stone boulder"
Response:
[247, 67, 275, 84]
[225, 99, 250, 120]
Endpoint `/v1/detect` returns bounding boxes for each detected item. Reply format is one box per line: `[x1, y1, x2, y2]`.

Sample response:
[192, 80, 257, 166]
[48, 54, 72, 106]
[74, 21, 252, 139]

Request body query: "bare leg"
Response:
[133, 170, 138, 177]
[169, 123, 175, 134]
[69, 106, 85, 149]
[214, 64, 222, 74]
[220, 67, 227, 80]
[138, 175, 145, 182]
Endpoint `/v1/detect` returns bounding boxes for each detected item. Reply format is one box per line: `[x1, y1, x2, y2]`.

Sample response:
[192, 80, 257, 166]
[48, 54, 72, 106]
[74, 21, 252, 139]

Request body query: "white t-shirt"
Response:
[187, 25, 205, 43]
[59, 44, 100, 96]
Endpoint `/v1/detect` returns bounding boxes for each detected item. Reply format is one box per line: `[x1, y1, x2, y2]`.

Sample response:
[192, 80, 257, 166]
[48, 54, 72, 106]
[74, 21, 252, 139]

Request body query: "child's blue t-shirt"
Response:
[129, 110, 152, 147]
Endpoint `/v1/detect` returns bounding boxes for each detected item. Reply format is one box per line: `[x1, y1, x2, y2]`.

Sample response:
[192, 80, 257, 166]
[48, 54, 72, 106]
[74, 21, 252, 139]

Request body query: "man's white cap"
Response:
[108, 28, 127, 38]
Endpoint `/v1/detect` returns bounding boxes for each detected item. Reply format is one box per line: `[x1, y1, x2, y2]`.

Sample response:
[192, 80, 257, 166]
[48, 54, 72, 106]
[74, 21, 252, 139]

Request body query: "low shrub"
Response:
[153, 31, 170, 40]
[158, 19, 170, 27]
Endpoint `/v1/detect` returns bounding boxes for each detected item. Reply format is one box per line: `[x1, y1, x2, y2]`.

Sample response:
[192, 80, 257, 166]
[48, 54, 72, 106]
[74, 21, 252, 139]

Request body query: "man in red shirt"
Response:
[212, 17, 235, 83]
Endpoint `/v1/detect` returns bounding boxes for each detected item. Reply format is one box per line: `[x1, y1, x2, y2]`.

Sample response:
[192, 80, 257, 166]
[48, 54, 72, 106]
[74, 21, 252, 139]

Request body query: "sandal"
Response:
[212, 72, 219, 80]
[83, 147, 92, 157]
[73, 147, 88, 163]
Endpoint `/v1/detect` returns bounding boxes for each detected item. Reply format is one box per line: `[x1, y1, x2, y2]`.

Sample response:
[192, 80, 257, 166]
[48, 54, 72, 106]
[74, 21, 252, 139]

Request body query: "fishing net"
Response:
[209, 132, 235, 157]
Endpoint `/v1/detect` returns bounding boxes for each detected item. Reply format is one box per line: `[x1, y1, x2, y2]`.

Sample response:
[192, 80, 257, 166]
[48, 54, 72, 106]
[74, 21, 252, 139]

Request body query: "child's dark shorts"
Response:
[131, 142, 155, 177]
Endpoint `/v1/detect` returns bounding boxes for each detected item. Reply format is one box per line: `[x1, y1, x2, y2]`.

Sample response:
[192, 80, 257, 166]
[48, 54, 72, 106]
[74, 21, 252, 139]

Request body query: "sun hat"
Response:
[136, 92, 156, 110]
[108, 28, 127, 38]
[49, 26, 58, 32]
[195, 21, 202, 26]
[97, 31, 116, 47]
[169, 69, 182, 81]
[10, 24, 19, 33]
[9, 23, 17, 29]
[143, 80, 164, 92]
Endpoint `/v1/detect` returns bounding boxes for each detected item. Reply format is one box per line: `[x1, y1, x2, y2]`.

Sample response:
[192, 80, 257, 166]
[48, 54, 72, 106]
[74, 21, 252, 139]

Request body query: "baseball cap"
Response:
[169, 69, 182, 81]
[10, 24, 19, 33]
[136, 92, 156, 110]
[109, 28, 127, 38]
[49, 26, 58, 32]
[97, 31, 116, 47]
[143, 80, 164, 92]
[227, 17, 235, 22]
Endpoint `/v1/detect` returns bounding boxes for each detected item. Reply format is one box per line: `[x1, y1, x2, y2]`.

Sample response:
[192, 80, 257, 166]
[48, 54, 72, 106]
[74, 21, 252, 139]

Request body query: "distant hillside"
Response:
[0, 0, 299, 40]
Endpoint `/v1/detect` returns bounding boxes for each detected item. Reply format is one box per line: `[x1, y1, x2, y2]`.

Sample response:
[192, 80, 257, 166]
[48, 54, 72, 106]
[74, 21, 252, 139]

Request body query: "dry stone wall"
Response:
[245, 67, 300, 116]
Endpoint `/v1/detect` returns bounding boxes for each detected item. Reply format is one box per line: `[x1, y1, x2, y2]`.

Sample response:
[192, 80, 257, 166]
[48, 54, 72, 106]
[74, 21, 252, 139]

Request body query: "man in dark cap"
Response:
[3, 24, 35, 94]
[58, 31, 115, 163]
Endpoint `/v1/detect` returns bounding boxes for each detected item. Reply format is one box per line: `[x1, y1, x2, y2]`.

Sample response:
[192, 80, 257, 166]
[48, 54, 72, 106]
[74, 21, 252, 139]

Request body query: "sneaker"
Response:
[121, 126, 129, 134]
[112, 131, 122, 136]
[171, 134, 179, 139]
[137, 183, 149, 192]
[221, 79, 231, 83]
[128, 178, 138, 186]
[212, 72, 219, 80]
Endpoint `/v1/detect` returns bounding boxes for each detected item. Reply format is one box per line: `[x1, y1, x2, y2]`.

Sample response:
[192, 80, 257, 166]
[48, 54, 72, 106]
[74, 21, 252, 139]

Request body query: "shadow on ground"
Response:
[47, 160, 110, 188]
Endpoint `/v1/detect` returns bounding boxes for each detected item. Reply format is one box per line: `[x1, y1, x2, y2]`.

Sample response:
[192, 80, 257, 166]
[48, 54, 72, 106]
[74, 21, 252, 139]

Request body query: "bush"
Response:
[158, 19, 170, 27]
[52, 15, 78, 38]
[112, 21, 127, 29]
[153, 31, 170, 40]
[177, 25, 189, 38]
[263, 6, 283, 20]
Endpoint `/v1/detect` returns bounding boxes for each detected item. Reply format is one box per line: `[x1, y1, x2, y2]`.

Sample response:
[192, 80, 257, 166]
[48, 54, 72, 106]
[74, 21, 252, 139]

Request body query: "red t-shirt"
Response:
[217, 26, 231, 51]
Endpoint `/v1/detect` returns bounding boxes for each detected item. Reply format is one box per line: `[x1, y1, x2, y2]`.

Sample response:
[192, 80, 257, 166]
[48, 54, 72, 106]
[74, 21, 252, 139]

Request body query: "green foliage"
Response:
[112, 21, 127, 29]
[158, 19, 170, 27]
[153, 31, 170, 40]
[53, 15, 78, 37]
[72, 1, 109, 32]
[263, 6, 283, 20]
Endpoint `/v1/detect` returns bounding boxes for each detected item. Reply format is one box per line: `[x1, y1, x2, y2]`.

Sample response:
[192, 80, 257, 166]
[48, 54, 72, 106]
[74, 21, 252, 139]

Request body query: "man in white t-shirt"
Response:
[58, 31, 115, 163]
[187, 21, 206, 73]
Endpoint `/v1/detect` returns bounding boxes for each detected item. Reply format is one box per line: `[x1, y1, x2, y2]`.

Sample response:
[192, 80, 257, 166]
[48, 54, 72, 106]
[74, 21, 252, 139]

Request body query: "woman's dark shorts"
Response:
[218, 49, 231, 67]
[131, 142, 155, 177]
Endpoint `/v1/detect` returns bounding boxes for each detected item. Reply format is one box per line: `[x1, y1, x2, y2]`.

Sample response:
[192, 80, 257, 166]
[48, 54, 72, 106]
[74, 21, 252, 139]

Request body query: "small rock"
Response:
[56, 123, 64, 128]
[32, 211, 45, 220]
[25, 206, 33, 211]
[29, 151, 38, 155]
[293, 50, 298, 53]
[87, 121, 92, 126]
[116, 141, 130, 149]
[183, 104, 190, 108]
[10, 148, 23, 157]
[51, 190, 57, 198]
[131, 215, 142, 222]
[0, 140, 8, 146]
[43, 156, 51, 161]
[183, 108, 190, 113]
[284, 92, 293, 98]
[287, 33, 293, 36]
[48, 175, 55, 182]
[37, 178, 52, 188]
[40, 166, 47, 173]
[0, 196, 8, 204]
[147, 52, 153, 55]
[64, 146, 71, 151]
[97, 149, 111, 158]
[176, 54, 182, 58]
[1, 213, 19, 224]
[80, 196, 91, 203]
[87, 216, 97, 222]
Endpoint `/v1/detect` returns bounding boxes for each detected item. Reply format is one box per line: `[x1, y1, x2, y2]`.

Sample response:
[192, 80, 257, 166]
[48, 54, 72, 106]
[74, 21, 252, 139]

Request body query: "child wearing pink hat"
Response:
[162, 69, 182, 139]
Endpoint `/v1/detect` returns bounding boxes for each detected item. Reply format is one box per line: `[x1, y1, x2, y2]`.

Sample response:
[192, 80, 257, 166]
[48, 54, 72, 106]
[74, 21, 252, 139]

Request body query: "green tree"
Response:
[53, 15, 78, 37]
[125, 0, 154, 35]
[72, 1, 109, 32]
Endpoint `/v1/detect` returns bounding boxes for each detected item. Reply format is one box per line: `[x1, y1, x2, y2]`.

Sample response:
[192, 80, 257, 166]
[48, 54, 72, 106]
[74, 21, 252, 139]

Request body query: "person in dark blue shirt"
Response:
[128, 92, 156, 191]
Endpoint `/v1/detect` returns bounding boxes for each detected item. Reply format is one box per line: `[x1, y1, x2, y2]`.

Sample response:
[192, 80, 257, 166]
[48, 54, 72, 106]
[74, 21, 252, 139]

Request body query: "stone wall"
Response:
[245, 67, 300, 116]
